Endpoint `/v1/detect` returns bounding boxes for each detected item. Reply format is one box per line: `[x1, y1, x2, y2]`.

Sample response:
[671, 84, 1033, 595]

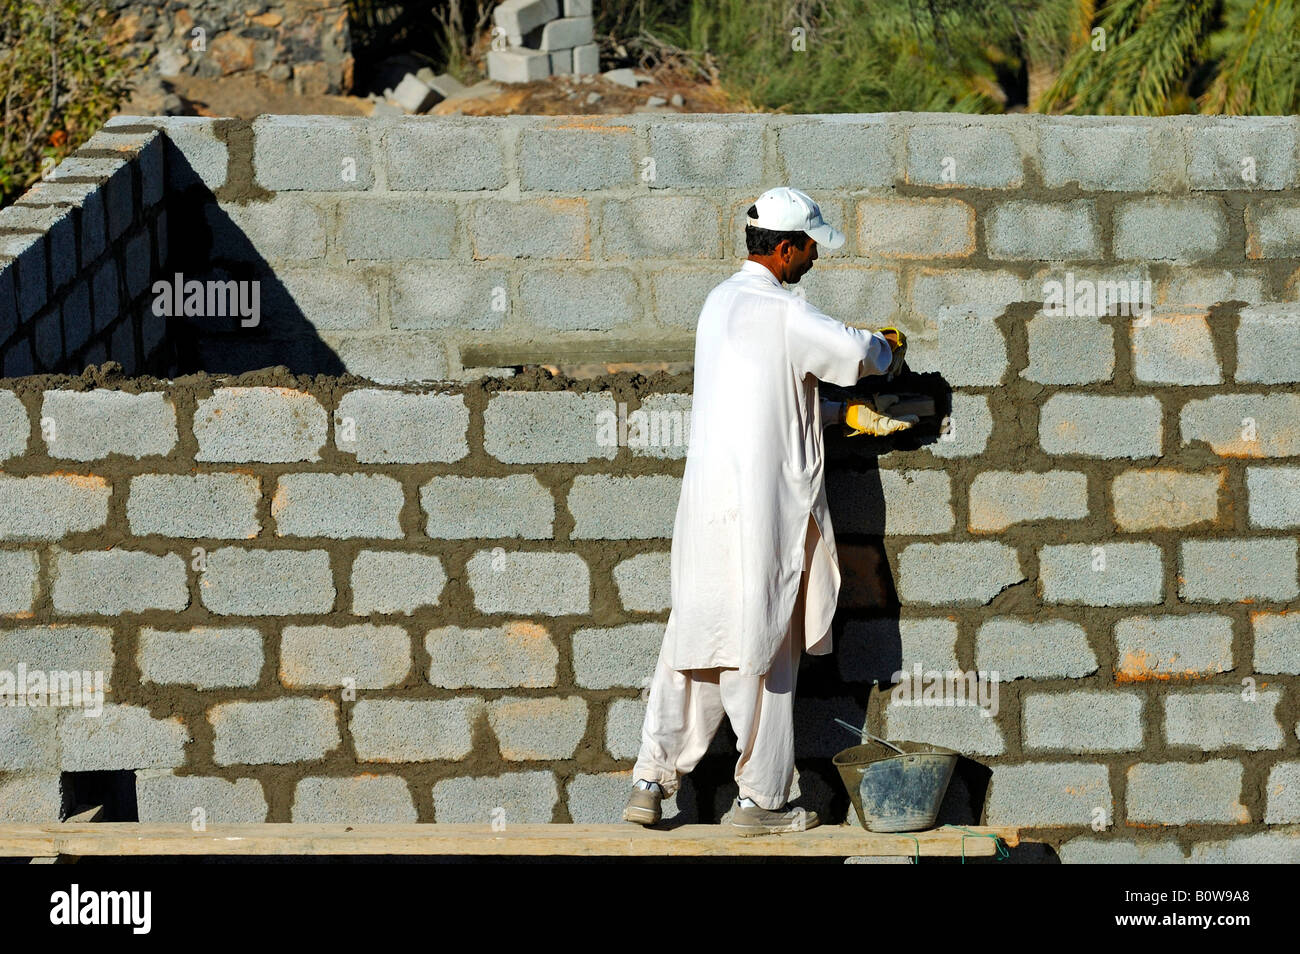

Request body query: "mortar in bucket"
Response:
[832, 719, 958, 833]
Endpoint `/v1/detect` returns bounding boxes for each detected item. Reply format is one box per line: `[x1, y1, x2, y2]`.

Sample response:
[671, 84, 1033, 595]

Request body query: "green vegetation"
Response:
[0, 0, 136, 208]
[600, 0, 1300, 116]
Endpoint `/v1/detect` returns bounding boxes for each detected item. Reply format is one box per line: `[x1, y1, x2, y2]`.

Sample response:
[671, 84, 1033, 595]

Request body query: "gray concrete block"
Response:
[1159, 267, 1265, 307]
[339, 197, 456, 260]
[381, 120, 507, 190]
[91, 259, 119, 332]
[1187, 118, 1298, 190]
[778, 119, 894, 189]
[199, 548, 336, 616]
[335, 389, 469, 462]
[567, 770, 694, 823]
[600, 196, 722, 259]
[929, 392, 993, 459]
[647, 121, 763, 188]
[904, 305, 1007, 385]
[62, 281, 92, 352]
[0, 626, 114, 699]
[468, 198, 590, 259]
[194, 387, 328, 462]
[968, 470, 1088, 532]
[0, 549, 38, 615]
[1023, 691, 1143, 752]
[466, 549, 590, 615]
[59, 704, 189, 771]
[905, 120, 1025, 188]
[18, 178, 107, 264]
[538, 16, 592, 50]
[292, 775, 417, 823]
[1039, 542, 1163, 606]
[351, 698, 480, 762]
[839, 617, 959, 682]
[207, 198, 327, 262]
[572, 623, 663, 689]
[605, 697, 646, 760]
[0, 707, 57, 770]
[896, 541, 1024, 606]
[1127, 761, 1247, 825]
[0, 390, 28, 461]
[1246, 198, 1300, 257]
[826, 468, 954, 535]
[649, 266, 735, 328]
[1264, 762, 1300, 823]
[0, 775, 62, 822]
[1180, 393, 1300, 457]
[209, 698, 340, 766]
[135, 771, 268, 823]
[986, 762, 1112, 827]
[1189, 832, 1300, 863]
[1179, 538, 1298, 603]
[0, 232, 47, 320]
[421, 475, 554, 539]
[1111, 468, 1222, 531]
[568, 475, 680, 539]
[985, 199, 1101, 260]
[0, 475, 106, 540]
[1254, 612, 1300, 674]
[488, 696, 588, 760]
[1164, 689, 1284, 750]
[1237, 305, 1300, 383]
[138, 626, 263, 689]
[974, 617, 1097, 681]
[252, 115, 373, 190]
[1132, 309, 1222, 384]
[856, 197, 976, 259]
[271, 473, 404, 539]
[280, 623, 411, 689]
[1058, 838, 1186, 864]
[484, 391, 616, 463]
[797, 266, 900, 327]
[3, 204, 76, 292]
[1039, 122, 1159, 191]
[493, 0, 559, 37]
[127, 473, 261, 539]
[1039, 394, 1163, 459]
[432, 771, 558, 824]
[329, 332, 450, 384]
[426, 622, 559, 689]
[549, 49, 572, 74]
[351, 551, 447, 616]
[518, 268, 639, 330]
[1114, 198, 1228, 263]
[51, 548, 189, 614]
[1022, 312, 1114, 384]
[49, 155, 133, 240]
[39, 390, 177, 460]
[883, 698, 1005, 756]
[390, 265, 507, 330]
[1114, 614, 1233, 681]
[520, 124, 636, 191]
[572, 42, 599, 75]
[613, 552, 670, 612]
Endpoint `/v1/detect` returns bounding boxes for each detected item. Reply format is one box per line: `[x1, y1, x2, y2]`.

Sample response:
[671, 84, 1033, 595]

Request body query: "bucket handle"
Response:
[833, 718, 907, 756]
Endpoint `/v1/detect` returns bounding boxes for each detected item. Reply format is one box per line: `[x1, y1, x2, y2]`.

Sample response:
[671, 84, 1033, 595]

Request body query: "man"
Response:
[623, 186, 917, 836]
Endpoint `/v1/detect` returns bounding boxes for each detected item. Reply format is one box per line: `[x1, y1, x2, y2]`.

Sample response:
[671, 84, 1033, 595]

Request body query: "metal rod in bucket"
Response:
[833, 718, 906, 756]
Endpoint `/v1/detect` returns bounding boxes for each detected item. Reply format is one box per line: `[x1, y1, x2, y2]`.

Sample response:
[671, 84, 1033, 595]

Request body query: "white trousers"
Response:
[632, 567, 808, 811]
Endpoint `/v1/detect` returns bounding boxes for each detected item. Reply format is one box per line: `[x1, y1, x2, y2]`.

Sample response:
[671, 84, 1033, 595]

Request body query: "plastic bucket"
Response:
[832, 739, 958, 833]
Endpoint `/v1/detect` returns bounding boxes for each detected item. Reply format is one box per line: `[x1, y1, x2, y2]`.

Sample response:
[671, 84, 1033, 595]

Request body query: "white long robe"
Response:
[661, 259, 894, 676]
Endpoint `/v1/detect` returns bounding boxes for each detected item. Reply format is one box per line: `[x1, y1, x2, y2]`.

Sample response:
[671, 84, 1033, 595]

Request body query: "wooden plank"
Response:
[0, 823, 1019, 858]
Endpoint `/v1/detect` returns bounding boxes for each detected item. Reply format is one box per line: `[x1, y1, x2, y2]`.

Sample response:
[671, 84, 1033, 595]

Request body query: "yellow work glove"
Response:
[878, 327, 907, 380]
[845, 394, 920, 437]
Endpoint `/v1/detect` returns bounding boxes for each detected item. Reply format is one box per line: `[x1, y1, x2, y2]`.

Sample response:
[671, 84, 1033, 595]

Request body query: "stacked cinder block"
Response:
[487, 0, 599, 82]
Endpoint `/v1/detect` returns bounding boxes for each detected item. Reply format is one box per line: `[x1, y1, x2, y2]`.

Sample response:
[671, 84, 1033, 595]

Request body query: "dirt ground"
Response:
[123, 62, 754, 120]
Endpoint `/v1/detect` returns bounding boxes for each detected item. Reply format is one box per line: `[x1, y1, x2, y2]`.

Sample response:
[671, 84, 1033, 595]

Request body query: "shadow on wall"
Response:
[161, 145, 346, 377]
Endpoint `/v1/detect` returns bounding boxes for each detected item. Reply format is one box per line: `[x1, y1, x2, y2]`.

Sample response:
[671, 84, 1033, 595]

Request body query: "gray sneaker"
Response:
[730, 800, 820, 836]
[623, 782, 662, 825]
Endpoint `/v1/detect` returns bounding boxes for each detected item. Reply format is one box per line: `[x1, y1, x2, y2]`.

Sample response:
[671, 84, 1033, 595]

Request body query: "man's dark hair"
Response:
[744, 204, 812, 256]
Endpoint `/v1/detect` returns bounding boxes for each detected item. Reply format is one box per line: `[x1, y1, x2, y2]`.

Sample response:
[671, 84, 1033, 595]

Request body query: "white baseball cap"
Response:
[746, 186, 845, 250]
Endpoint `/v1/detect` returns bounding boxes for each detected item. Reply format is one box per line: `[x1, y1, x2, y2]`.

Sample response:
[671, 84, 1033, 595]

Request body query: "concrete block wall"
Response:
[0, 112, 1298, 862]
[0, 126, 171, 378]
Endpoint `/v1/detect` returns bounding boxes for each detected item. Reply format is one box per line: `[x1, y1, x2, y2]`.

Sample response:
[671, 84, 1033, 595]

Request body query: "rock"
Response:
[646, 95, 667, 107]
[585, 92, 602, 105]
[670, 93, 684, 107]
[154, 48, 189, 78]
[371, 100, 405, 117]
[602, 68, 639, 88]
